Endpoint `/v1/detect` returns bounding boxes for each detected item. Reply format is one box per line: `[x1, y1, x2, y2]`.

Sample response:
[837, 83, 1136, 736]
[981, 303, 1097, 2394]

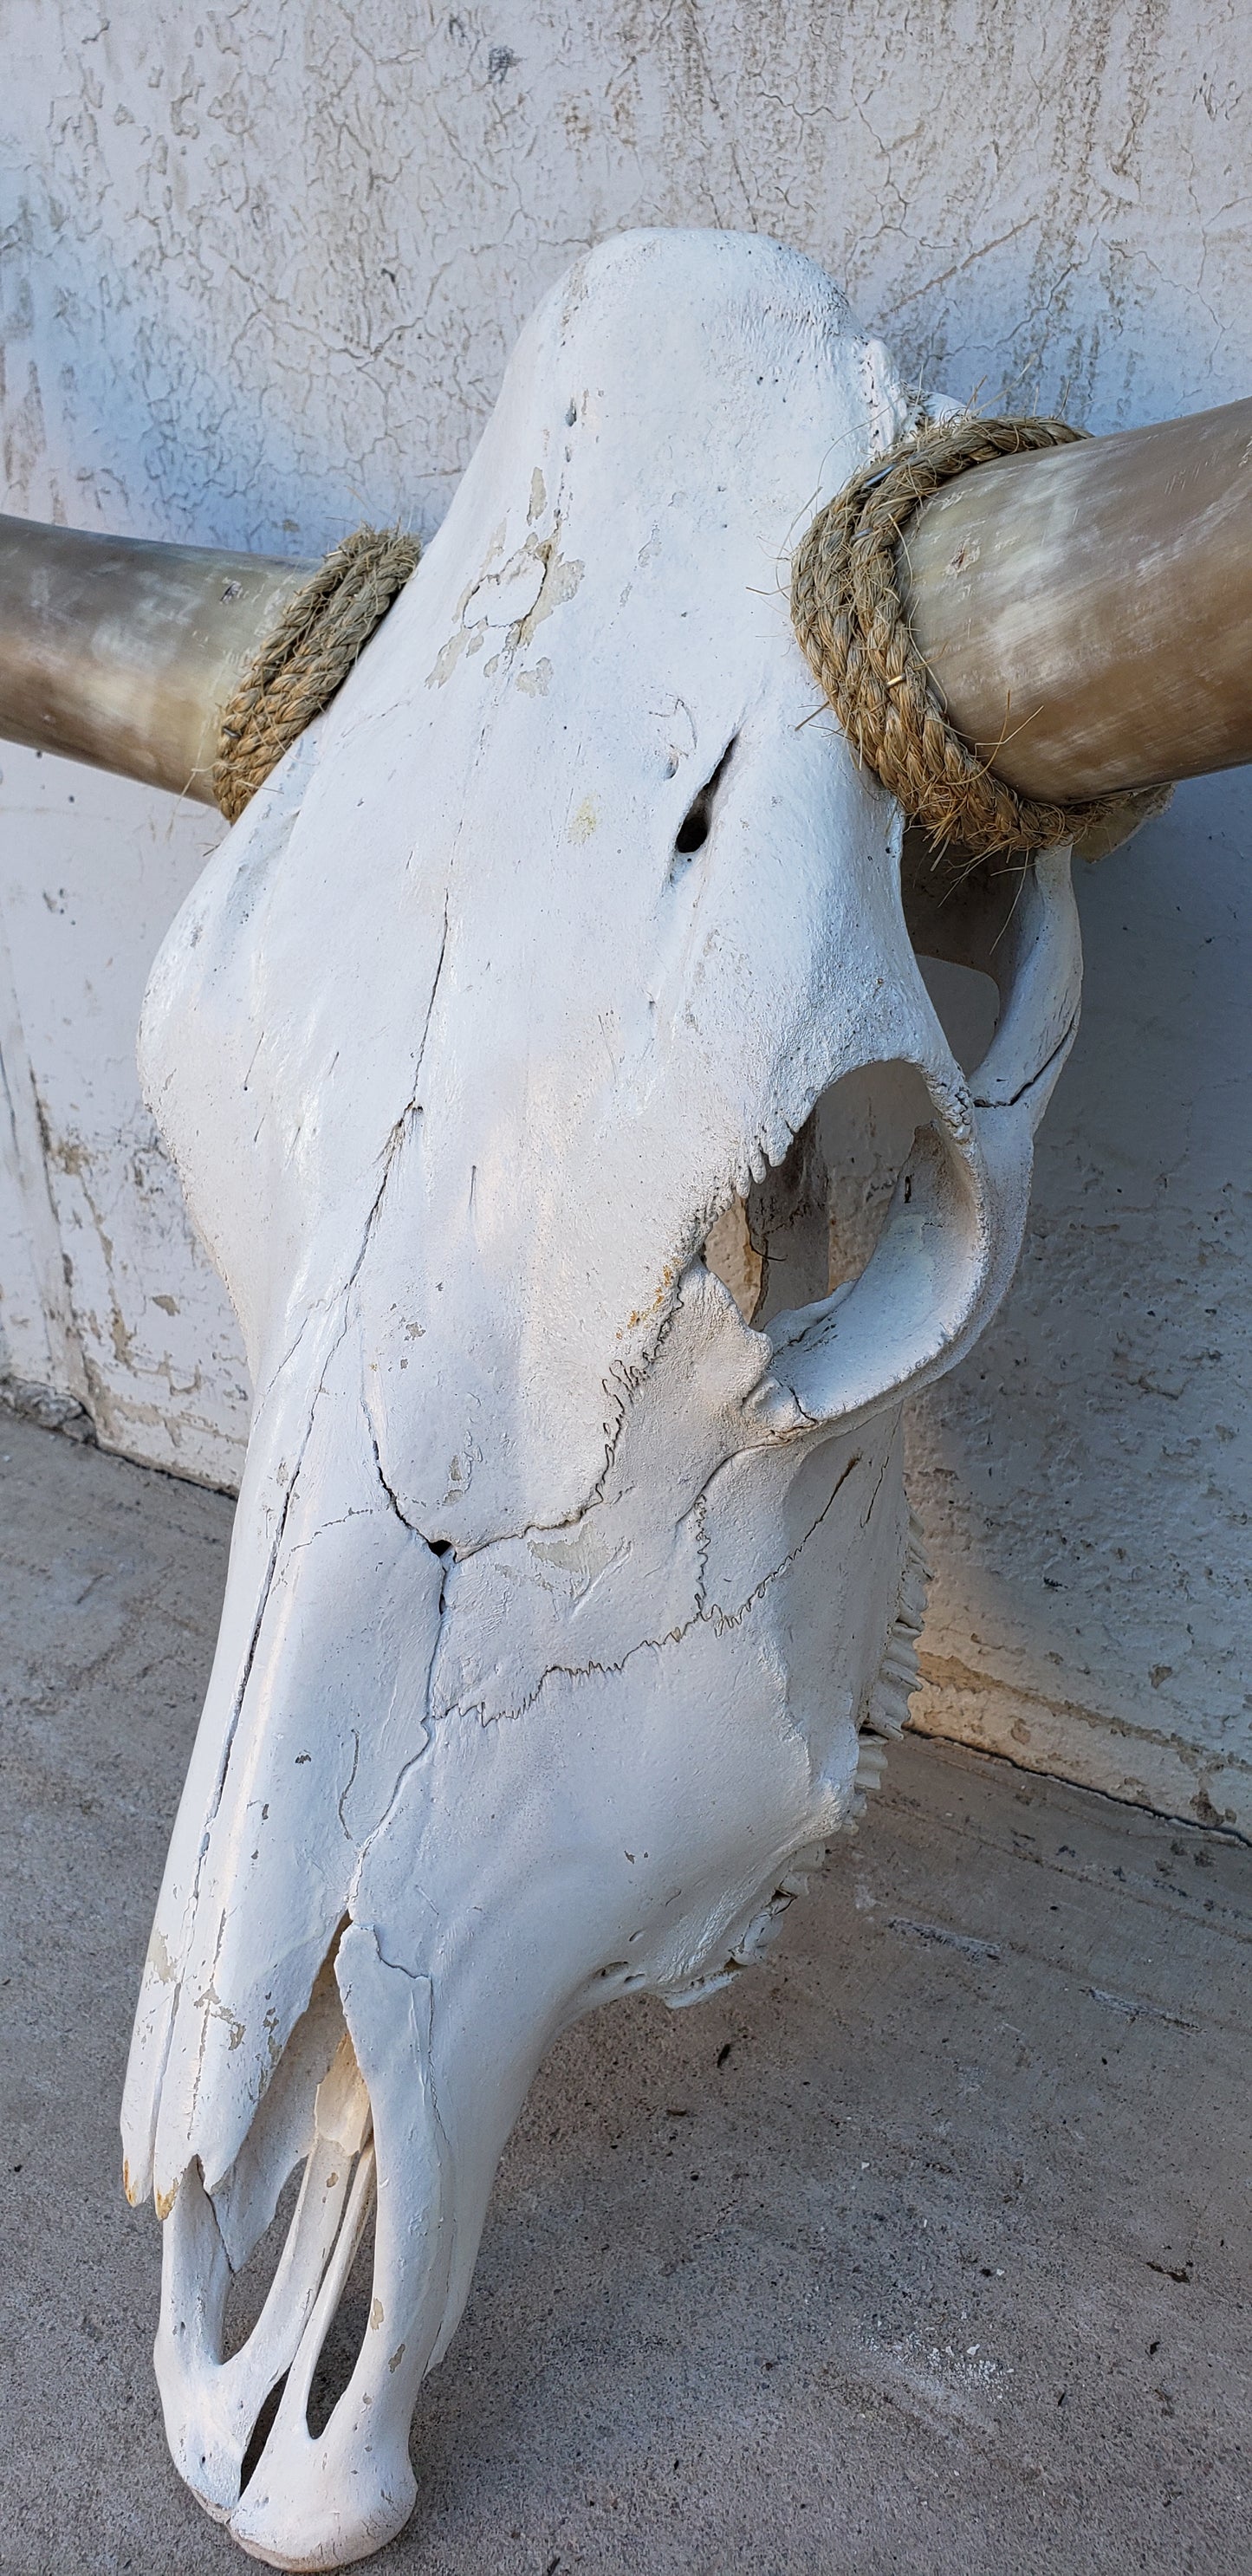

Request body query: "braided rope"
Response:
[790, 414, 1170, 864]
[213, 524, 420, 823]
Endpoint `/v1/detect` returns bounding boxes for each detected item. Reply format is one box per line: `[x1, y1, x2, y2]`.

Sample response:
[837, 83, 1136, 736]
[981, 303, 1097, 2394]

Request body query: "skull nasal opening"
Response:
[160, 1932, 383, 2522]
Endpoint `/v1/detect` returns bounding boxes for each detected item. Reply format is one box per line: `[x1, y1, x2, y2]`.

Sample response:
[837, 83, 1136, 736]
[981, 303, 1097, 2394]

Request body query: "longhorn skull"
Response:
[2, 226, 1239, 2570]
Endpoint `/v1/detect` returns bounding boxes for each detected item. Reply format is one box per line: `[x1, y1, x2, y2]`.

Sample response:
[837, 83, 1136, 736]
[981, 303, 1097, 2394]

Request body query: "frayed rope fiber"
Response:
[790, 414, 1169, 864]
[213, 525, 420, 823]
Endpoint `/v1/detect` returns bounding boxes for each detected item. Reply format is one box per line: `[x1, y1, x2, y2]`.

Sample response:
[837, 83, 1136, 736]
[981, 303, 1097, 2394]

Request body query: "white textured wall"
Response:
[908, 782, 1252, 1837]
[2, 0, 1249, 1829]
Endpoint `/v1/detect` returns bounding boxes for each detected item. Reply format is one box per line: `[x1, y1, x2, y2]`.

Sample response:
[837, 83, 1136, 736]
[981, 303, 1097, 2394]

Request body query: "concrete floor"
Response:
[2, 1407, 1249, 2576]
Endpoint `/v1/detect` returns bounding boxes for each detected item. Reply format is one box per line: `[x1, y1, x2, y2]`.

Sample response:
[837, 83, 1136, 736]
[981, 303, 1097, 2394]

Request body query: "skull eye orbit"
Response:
[704, 1058, 942, 1328]
[703, 840, 1013, 1333]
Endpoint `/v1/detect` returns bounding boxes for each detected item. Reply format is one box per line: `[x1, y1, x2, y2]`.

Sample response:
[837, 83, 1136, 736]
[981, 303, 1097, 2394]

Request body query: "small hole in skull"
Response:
[703, 1059, 939, 1328]
[306, 2192, 378, 2437]
[673, 735, 736, 857]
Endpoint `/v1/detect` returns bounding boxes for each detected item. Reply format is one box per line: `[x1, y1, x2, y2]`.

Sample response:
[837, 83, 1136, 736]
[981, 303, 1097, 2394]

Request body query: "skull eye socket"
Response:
[704, 837, 1076, 1379]
[704, 1056, 940, 1328]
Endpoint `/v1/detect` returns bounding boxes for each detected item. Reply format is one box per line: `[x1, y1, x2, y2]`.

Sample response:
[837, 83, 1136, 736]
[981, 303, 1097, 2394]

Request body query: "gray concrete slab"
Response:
[2, 1407, 1249, 2576]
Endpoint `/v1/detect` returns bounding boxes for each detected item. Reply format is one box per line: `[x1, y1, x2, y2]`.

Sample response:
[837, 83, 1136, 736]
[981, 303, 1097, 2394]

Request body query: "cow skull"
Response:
[14, 230, 1087, 2567]
[103, 231, 1080, 2566]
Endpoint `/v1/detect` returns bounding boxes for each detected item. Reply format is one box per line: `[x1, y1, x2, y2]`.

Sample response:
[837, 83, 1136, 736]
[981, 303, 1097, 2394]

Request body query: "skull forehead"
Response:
[142, 230, 944, 1541]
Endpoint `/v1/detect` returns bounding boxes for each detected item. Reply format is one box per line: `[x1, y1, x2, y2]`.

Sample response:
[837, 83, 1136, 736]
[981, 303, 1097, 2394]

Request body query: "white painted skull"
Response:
[120, 230, 1080, 2568]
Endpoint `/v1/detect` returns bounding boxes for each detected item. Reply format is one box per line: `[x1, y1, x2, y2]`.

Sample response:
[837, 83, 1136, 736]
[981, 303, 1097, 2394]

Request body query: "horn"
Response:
[900, 395, 1252, 801]
[0, 514, 316, 804]
[3, 394, 1249, 819]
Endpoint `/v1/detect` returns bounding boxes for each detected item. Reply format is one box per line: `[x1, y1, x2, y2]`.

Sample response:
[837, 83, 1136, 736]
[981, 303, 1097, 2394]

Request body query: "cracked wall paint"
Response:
[3, 0, 1249, 548]
[0, 2, 1249, 1835]
[0, 755, 245, 1479]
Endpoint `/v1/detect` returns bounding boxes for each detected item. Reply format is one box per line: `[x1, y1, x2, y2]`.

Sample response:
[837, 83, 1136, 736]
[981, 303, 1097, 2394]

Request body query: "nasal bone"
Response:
[121, 1308, 444, 2216]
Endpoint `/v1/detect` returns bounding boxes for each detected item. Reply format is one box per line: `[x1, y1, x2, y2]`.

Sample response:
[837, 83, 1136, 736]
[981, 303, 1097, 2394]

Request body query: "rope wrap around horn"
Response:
[213, 524, 420, 823]
[790, 415, 1171, 864]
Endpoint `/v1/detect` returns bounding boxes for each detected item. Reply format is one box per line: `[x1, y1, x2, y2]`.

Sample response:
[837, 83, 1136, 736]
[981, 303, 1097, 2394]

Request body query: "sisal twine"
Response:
[213, 524, 420, 823]
[790, 414, 1170, 866]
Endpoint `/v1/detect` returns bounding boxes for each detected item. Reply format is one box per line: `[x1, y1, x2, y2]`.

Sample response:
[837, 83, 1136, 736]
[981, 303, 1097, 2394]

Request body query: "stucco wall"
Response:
[2, 0, 1249, 1830]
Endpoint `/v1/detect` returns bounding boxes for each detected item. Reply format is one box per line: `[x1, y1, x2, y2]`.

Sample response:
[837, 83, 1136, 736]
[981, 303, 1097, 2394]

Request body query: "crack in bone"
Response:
[444, 1447, 865, 1726]
[169, 906, 454, 2150]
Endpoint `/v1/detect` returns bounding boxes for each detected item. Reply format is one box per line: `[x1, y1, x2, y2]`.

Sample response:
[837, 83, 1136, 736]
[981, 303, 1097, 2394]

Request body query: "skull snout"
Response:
[157, 1924, 456, 2570]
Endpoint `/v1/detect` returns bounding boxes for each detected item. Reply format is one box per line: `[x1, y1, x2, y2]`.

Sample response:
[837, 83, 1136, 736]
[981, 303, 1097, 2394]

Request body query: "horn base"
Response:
[0, 514, 315, 805]
[901, 396, 1252, 803]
